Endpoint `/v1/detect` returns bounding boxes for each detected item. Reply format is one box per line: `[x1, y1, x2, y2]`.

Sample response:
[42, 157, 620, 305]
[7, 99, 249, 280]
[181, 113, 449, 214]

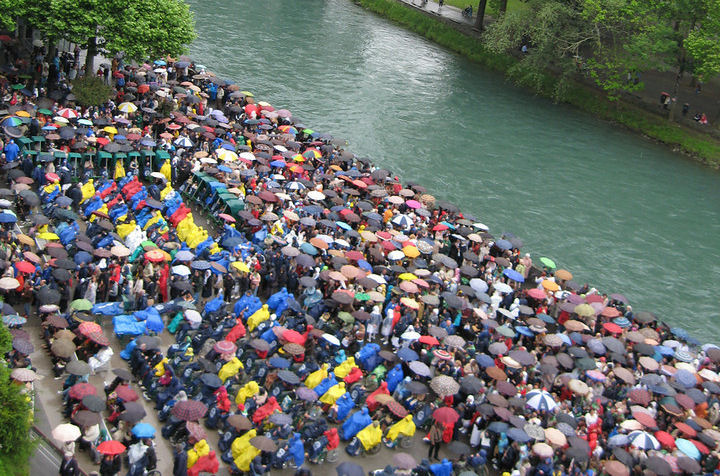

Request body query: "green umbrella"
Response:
[337, 311, 354, 324]
[140, 240, 157, 249]
[11, 84, 24, 90]
[539, 257, 556, 269]
[71, 299, 92, 311]
[302, 129, 315, 135]
[496, 325, 516, 337]
[355, 292, 370, 302]
[38, 108, 53, 115]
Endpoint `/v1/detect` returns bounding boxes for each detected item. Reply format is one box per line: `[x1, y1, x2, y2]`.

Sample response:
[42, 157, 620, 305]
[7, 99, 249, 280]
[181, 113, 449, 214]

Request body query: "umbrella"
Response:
[628, 430, 660, 450]
[66, 360, 91, 376]
[447, 440, 472, 455]
[645, 456, 672, 476]
[277, 370, 301, 385]
[269, 413, 293, 426]
[393, 452, 417, 470]
[409, 360, 432, 377]
[526, 389, 557, 412]
[10, 368, 37, 382]
[430, 375, 460, 396]
[508, 427, 531, 442]
[69, 382, 97, 400]
[96, 440, 126, 456]
[433, 406, 460, 424]
[115, 385, 139, 402]
[73, 410, 101, 426]
[51, 339, 76, 358]
[250, 435, 277, 451]
[82, 394, 106, 412]
[460, 375, 484, 393]
[120, 402, 147, 424]
[532, 442, 553, 458]
[12, 338, 33, 354]
[226, 414, 253, 431]
[337, 462, 364, 476]
[52, 423, 81, 442]
[676, 438, 701, 459]
[296, 386, 318, 402]
[171, 400, 207, 421]
[200, 373, 223, 389]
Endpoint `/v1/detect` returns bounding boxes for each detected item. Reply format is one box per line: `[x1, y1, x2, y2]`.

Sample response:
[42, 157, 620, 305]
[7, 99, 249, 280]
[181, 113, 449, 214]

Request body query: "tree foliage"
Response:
[483, 0, 720, 100]
[0, 324, 33, 476]
[72, 76, 113, 106]
[13, 0, 195, 62]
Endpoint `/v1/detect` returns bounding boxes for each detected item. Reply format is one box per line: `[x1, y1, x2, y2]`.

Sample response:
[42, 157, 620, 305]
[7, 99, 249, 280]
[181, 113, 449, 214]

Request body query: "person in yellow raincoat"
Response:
[334, 357, 359, 379]
[43, 180, 60, 197]
[160, 159, 172, 182]
[218, 357, 243, 383]
[270, 220, 284, 236]
[114, 159, 126, 180]
[385, 415, 416, 442]
[160, 181, 174, 200]
[247, 304, 269, 332]
[142, 210, 161, 231]
[235, 381, 259, 406]
[80, 179, 95, 203]
[153, 357, 168, 377]
[187, 439, 210, 468]
[117, 220, 137, 239]
[231, 429, 260, 471]
[357, 421, 382, 451]
[89, 203, 108, 222]
[304, 363, 328, 389]
[320, 381, 346, 405]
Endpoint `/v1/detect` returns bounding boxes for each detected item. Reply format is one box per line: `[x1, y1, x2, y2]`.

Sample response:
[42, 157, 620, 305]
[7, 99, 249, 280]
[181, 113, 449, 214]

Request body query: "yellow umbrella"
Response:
[555, 269, 573, 281]
[231, 261, 250, 273]
[402, 245, 420, 258]
[240, 91, 254, 97]
[217, 149, 238, 162]
[541, 280, 559, 292]
[117, 102, 138, 113]
[103, 126, 118, 135]
[574, 303, 595, 317]
[15, 110, 30, 117]
[398, 273, 418, 281]
[400, 297, 419, 309]
[257, 101, 271, 107]
[37, 232, 59, 240]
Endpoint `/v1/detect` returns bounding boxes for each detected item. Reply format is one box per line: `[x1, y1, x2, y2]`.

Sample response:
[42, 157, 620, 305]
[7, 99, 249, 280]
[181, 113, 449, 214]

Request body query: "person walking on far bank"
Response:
[438, 0, 445, 12]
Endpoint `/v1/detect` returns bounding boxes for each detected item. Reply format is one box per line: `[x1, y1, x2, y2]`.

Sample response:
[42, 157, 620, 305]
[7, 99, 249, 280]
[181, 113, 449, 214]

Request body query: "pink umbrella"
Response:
[405, 200, 422, 209]
[527, 288, 546, 300]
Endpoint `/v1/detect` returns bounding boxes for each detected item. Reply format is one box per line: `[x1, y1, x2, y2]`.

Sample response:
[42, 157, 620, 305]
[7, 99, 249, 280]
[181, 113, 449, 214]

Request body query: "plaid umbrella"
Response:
[12, 338, 33, 354]
[171, 400, 207, 421]
[115, 385, 139, 402]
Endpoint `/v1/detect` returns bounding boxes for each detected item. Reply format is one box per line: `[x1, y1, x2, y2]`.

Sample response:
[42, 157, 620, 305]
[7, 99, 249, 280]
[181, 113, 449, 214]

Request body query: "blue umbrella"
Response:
[391, 214, 412, 228]
[627, 430, 660, 450]
[357, 260, 372, 271]
[655, 345, 674, 356]
[55, 196, 73, 207]
[74, 251, 93, 264]
[114, 135, 126, 141]
[536, 313, 555, 324]
[502, 268, 524, 282]
[495, 239, 513, 250]
[397, 347, 419, 362]
[608, 434, 629, 447]
[671, 327, 689, 340]
[191, 260, 211, 270]
[475, 353, 495, 368]
[220, 142, 236, 151]
[335, 221, 351, 231]
[569, 332, 584, 345]
[674, 369, 697, 388]
[270, 160, 286, 168]
[507, 428, 531, 443]
[613, 317, 631, 328]
[363, 212, 382, 222]
[269, 357, 290, 368]
[221, 237, 243, 249]
[131, 422, 156, 438]
[676, 438, 701, 460]
[218, 165, 232, 173]
[3, 314, 26, 326]
[0, 213, 17, 223]
[140, 139, 156, 147]
[302, 205, 322, 215]
[153, 60, 167, 66]
[299, 243, 317, 256]
[174, 250, 195, 261]
[488, 421, 509, 433]
[556, 333, 572, 346]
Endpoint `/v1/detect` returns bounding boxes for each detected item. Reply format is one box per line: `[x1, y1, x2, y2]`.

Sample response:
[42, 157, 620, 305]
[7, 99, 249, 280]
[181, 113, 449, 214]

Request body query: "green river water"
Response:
[186, 0, 720, 340]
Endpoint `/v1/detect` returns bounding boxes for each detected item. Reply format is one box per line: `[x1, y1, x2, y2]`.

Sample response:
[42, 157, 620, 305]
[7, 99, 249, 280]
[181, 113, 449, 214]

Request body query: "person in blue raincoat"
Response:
[430, 458, 453, 476]
[341, 406, 371, 441]
[287, 433, 304, 468]
[386, 364, 404, 393]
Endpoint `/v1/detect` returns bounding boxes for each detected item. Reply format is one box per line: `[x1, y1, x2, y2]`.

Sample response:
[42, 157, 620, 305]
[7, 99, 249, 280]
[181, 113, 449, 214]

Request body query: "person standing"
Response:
[59, 451, 80, 476]
[438, 0, 445, 12]
[428, 420, 443, 461]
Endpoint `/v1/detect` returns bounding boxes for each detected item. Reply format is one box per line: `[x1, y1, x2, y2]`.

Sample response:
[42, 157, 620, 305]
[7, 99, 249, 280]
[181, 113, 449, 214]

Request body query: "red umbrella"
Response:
[345, 251, 364, 261]
[691, 439, 710, 455]
[433, 406, 459, 424]
[115, 385, 139, 402]
[69, 382, 97, 400]
[603, 322, 622, 334]
[15, 261, 35, 274]
[655, 431, 676, 449]
[87, 331, 110, 346]
[632, 411, 658, 429]
[527, 288, 546, 300]
[628, 388, 651, 406]
[675, 393, 695, 410]
[675, 422, 697, 438]
[218, 213, 235, 223]
[78, 321, 102, 336]
[419, 335, 439, 346]
[172, 400, 208, 421]
[96, 440, 126, 455]
[601, 307, 621, 318]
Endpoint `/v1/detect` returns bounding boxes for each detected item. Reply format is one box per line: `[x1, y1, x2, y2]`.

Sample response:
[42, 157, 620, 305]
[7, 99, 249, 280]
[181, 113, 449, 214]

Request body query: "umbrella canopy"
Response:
[171, 400, 208, 421]
[52, 423, 81, 442]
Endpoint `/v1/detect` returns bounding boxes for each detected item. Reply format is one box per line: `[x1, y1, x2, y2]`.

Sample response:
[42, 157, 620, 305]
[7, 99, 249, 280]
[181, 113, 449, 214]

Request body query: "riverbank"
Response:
[354, 0, 720, 166]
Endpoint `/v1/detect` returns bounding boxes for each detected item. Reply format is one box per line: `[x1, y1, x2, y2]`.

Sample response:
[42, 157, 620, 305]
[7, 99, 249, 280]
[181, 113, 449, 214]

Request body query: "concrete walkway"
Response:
[399, 0, 477, 26]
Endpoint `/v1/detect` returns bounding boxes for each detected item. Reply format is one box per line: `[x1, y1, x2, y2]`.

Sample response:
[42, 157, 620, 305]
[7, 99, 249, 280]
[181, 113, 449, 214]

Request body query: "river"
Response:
[186, 0, 720, 340]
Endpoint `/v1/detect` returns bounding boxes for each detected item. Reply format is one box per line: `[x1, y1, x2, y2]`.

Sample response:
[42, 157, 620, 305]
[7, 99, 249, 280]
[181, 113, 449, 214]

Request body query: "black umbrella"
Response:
[66, 360, 91, 376]
[136, 335, 160, 350]
[277, 370, 300, 385]
[19, 190, 39, 206]
[37, 286, 61, 304]
[82, 394, 106, 412]
[119, 402, 147, 424]
[73, 409, 101, 426]
[31, 214, 50, 226]
[337, 462, 364, 476]
[460, 375, 483, 394]
[447, 440, 471, 456]
[112, 368, 132, 381]
[645, 456, 672, 476]
[200, 373, 222, 389]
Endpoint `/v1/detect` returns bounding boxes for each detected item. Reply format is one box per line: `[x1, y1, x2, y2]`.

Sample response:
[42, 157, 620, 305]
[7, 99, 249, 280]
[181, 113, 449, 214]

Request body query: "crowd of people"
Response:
[2, 52, 720, 476]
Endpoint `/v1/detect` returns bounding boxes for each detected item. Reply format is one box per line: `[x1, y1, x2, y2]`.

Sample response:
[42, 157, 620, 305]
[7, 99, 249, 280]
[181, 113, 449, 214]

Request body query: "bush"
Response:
[0, 324, 34, 476]
[71, 76, 113, 107]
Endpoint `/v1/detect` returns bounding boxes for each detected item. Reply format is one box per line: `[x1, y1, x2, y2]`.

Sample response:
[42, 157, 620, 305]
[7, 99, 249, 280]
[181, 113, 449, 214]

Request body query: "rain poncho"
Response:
[387, 364, 404, 393]
[314, 374, 338, 397]
[356, 423, 382, 451]
[367, 381, 390, 412]
[187, 439, 210, 469]
[81, 179, 95, 203]
[114, 160, 125, 180]
[385, 415, 416, 441]
[356, 343, 381, 370]
[246, 304, 270, 332]
[218, 357, 243, 383]
[430, 458, 453, 476]
[231, 429, 260, 472]
[235, 381, 259, 406]
[335, 392, 355, 421]
[160, 181, 174, 200]
[287, 433, 305, 468]
[188, 450, 219, 476]
[160, 159, 172, 182]
[267, 287, 292, 316]
[319, 381, 346, 405]
[117, 220, 137, 239]
[153, 357, 168, 377]
[342, 407, 371, 440]
[305, 363, 329, 389]
[252, 396, 280, 424]
[334, 357, 359, 380]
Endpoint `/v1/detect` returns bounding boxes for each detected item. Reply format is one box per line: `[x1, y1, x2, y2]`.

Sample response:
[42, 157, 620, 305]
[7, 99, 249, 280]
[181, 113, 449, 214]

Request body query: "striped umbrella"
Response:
[525, 389, 557, 412]
[628, 430, 660, 450]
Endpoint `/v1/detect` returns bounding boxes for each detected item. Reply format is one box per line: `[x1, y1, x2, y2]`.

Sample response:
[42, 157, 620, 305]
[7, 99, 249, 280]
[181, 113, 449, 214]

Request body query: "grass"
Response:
[355, 0, 720, 165]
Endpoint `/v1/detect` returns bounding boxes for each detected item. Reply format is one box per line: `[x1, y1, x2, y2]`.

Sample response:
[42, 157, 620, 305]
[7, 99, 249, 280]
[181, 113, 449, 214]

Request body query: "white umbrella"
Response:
[307, 190, 325, 201]
[172, 265, 190, 277]
[628, 430, 660, 450]
[525, 389, 557, 412]
[185, 310, 202, 328]
[469, 278, 489, 294]
[52, 423, 81, 442]
[388, 250, 405, 261]
[118, 102, 138, 113]
[321, 333, 340, 346]
[494, 282, 513, 294]
[401, 331, 421, 341]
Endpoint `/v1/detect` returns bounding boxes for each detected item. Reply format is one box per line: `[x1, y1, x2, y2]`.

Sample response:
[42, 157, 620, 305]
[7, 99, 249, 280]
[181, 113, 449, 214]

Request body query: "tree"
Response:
[0, 324, 34, 476]
[474, 0, 488, 29]
[483, 0, 672, 100]
[15, 0, 195, 73]
[72, 75, 113, 106]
